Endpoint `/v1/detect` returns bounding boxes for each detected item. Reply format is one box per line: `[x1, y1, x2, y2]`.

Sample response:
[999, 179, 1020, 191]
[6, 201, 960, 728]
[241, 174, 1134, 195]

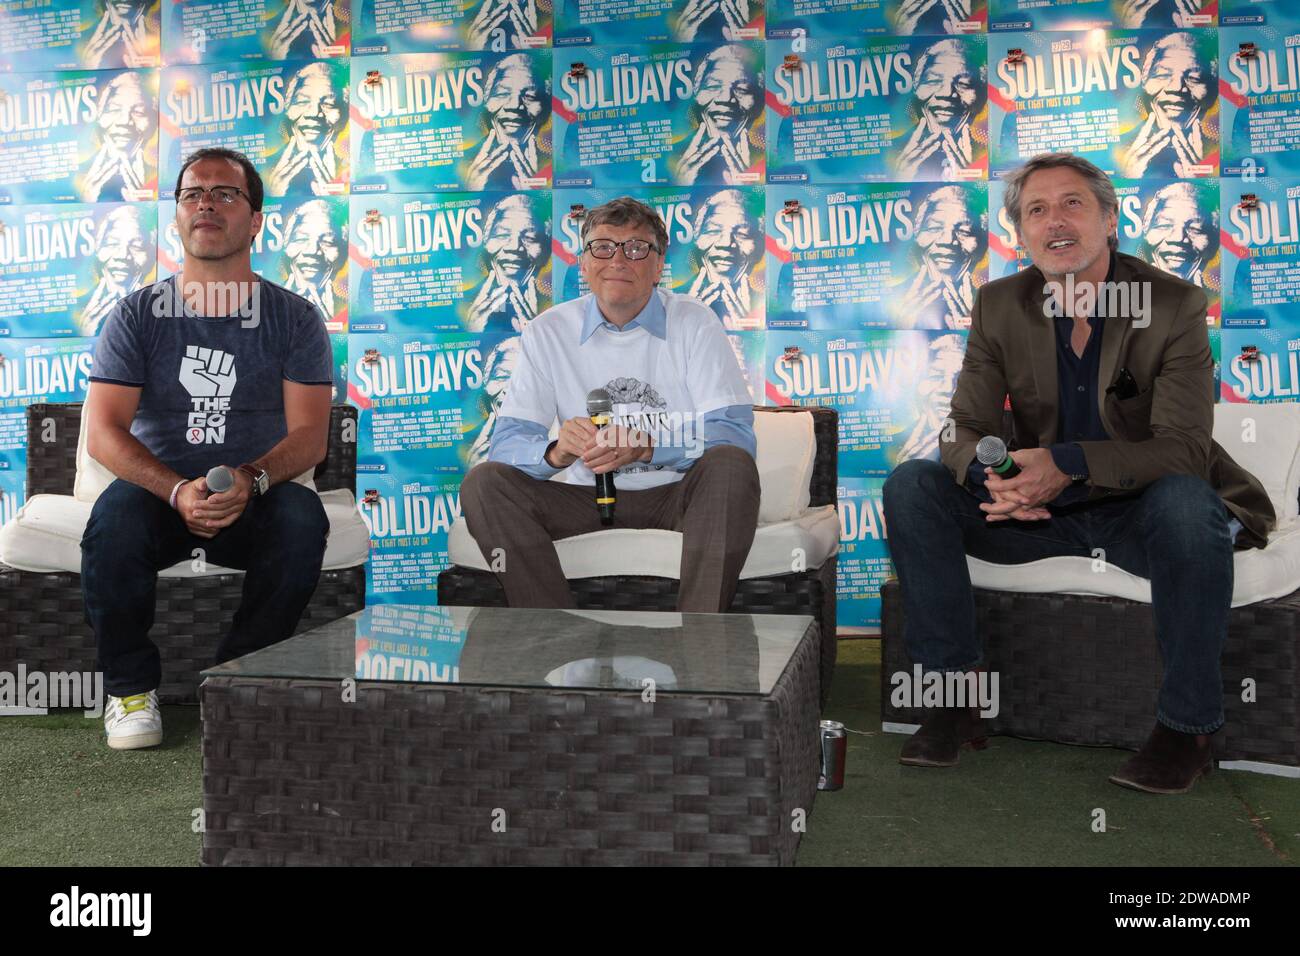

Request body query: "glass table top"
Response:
[203, 605, 816, 697]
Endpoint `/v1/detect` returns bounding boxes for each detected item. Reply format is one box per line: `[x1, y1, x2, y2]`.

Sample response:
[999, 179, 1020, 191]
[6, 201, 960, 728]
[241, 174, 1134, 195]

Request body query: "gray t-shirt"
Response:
[90, 275, 333, 478]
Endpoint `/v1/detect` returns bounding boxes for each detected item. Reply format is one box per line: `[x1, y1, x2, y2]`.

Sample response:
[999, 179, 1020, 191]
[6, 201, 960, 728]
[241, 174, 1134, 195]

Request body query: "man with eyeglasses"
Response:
[81, 147, 334, 751]
[460, 196, 761, 613]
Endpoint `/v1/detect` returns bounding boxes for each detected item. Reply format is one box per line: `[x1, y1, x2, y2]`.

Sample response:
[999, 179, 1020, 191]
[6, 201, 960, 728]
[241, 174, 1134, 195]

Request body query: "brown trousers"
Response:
[460, 445, 761, 613]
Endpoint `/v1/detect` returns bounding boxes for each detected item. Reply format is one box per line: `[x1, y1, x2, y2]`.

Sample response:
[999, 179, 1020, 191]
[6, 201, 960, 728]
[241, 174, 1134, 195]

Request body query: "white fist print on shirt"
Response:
[179, 346, 238, 398]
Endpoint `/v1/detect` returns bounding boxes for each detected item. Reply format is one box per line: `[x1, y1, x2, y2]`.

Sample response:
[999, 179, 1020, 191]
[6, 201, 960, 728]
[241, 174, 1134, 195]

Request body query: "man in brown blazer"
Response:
[882, 152, 1276, 794]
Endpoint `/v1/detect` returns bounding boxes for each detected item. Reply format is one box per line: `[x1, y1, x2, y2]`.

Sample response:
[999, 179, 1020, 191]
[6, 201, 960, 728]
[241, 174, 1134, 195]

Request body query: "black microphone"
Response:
[587, 388, 616, 526]
[976, 436, 1020, 479]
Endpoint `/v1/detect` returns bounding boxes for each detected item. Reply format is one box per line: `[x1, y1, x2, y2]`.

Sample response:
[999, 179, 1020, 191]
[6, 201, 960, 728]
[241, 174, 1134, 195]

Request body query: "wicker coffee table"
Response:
[201, 605, 822, 866]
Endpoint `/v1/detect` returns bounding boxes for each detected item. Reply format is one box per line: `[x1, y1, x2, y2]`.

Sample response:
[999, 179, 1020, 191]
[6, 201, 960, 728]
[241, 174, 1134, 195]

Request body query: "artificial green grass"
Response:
[795, 640, 1297, 867]
[0, 707, 202, 866]
[0, 640, 1294, 866]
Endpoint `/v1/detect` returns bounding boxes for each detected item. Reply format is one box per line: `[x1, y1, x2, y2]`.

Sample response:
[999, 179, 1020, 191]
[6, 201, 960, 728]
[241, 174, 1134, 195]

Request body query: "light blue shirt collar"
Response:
[579, 292, 667, 345]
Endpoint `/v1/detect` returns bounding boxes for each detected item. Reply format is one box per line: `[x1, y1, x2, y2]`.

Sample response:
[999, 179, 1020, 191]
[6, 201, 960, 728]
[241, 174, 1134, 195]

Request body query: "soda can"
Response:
[819, 719, 846, 791]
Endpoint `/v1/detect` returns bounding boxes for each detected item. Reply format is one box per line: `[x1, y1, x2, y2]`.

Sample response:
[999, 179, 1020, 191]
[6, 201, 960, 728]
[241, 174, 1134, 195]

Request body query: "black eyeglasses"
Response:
[584, 238, 661, 261]
[176, 186, 250, 206]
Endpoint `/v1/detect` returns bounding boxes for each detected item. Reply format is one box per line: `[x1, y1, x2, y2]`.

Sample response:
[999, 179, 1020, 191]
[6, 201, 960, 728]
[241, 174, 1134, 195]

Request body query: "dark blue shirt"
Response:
[89, 276, 333, 479]
[1046, 274, 1108, 504]
[968, 254, 1115, 505]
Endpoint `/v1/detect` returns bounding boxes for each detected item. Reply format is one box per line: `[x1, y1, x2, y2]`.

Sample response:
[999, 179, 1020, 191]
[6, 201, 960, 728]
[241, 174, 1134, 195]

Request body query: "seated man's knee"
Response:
[261, 483, 329, 555]
[460, 460, 517, 510]
[696, 445, 759, 492]
[883, 457, 949, 508]
[1142, 474, 1226, 532]
[82, 480, 164, 556]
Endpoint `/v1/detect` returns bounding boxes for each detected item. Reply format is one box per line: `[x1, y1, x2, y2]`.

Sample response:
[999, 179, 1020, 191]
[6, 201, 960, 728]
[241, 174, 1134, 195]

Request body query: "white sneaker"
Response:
[104, 691, 162, 750]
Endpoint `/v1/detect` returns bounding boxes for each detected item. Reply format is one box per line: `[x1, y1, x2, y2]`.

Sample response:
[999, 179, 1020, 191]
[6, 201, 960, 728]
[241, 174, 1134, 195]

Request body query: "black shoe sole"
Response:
[1108, 761, 1213, 795]
[899, 736, 988, 768]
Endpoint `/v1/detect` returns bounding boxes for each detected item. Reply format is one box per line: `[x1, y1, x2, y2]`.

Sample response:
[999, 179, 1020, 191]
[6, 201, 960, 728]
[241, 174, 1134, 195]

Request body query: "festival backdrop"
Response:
[0, 0, 1296, 628]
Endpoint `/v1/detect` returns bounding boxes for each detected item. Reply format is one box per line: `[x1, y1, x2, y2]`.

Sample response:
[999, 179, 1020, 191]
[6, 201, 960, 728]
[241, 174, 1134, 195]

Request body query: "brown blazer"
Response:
[941, 252, 1277, 549]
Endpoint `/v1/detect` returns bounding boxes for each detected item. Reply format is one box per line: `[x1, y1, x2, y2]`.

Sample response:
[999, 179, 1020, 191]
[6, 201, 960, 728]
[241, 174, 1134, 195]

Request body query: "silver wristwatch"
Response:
[238, 463, 270, 496]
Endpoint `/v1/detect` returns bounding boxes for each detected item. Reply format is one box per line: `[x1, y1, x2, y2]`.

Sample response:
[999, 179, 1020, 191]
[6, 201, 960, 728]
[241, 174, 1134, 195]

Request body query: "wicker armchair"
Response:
[0, 403, 366, 704]
[437, 405, 840, 705]
[880, 582, 1300, 767]
[881, 402, 1300, 769]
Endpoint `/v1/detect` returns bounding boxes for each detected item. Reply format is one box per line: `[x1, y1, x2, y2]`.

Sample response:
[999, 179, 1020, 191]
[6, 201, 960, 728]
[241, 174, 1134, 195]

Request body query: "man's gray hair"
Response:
[1002, 153, 1119, 250]
[580, 197, 669, 253]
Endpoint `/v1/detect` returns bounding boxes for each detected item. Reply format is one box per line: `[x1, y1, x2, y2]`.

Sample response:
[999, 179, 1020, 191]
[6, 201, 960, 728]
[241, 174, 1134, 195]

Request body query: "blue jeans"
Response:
[81, 478, 329, 697]
[881, 459, 1236, 734]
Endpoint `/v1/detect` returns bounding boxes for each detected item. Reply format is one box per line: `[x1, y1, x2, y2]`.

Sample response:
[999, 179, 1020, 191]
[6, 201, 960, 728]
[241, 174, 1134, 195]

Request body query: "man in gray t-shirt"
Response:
[82, 148, 335, 751]
[91, 273, 333, 478]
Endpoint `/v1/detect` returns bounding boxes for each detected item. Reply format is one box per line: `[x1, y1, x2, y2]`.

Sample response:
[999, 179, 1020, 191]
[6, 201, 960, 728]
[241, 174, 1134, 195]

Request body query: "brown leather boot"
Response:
[898, 707, 988, 768]
[1108, 722, 1214, 794]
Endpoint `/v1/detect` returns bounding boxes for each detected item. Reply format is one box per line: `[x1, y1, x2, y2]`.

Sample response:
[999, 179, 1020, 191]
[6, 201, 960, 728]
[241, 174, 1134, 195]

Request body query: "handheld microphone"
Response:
[205, 465, 235, 495]
[587, 388, 615, 526]
[976, 436, 1020, 480]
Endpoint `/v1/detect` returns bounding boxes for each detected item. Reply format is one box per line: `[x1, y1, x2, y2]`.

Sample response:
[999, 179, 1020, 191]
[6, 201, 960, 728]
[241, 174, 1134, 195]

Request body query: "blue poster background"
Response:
[0, 0, 161, 73]
[351, 49, 552, 193]
[989, 0, 1215, 32]
[555, 0, 764, 45]
[0, 202, 157, 337]
[1220, 175, 1300, 328]
[0, 336, 95, 507]
[835, 474, 890, 628]
[767, 34, 987, 184]
[349, 330, 512, 472]
[349, 190, 551, 334]
[765, 327, 965, 474]
[354, 0, 552, 54]
[553, 41, 764, 188]
[0, 67, 159, 204]
[989, 28, 1219, 180]
[769, 0, 986, 40]
[1220, 19, 1300, 176]
[163, 0, 351, 65]
[161, 58, 350, 199]
[766, 181, 987, 329]
[1220, 326, 1300, 403]
[355, 466, 462, 604]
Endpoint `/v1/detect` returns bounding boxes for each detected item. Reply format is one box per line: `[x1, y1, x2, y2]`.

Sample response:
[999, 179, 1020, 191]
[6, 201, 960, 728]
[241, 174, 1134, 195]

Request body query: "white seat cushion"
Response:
[0, 489, 369, 577]
[447, 409, 825, 581]
[447, 505, 840, 581]
[1211, 402, 1300, 528]
[753, 410, 814, 523]
[968, 520, 1300, 607]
